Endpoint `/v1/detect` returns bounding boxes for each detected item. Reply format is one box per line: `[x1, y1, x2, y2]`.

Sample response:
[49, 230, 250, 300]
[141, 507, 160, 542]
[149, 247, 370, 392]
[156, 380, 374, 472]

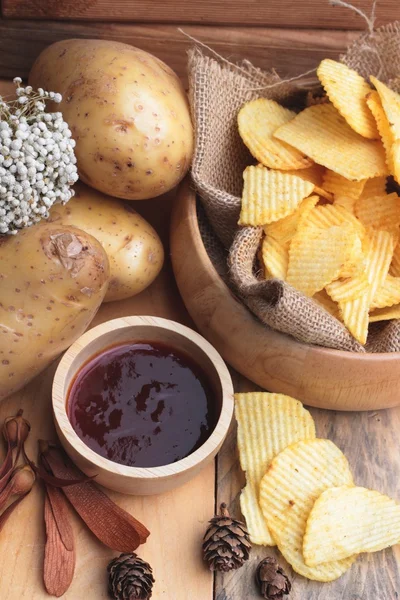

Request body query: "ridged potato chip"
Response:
[326, 274, 369, 303]
[265, 195, 319, 245]
[360, 176, 388, 199]
[369, 304, 400, 322]
[390, 241, 400, 277]
[333, 195, 357, 213]
[313, 290, 341, 319]
[282, 164, 333, 201]
[322, 170, 366, 200]
[235, 392, 316, 546]
[300, 204, 365, 239]
[303, 486, 400, 566]
[391, 139, 400, 185]
[238, 98, 312, 170]
[259, 439, 355, 582]
[370, 76, 400, 139]
[339, 229, 396, 343]
[274, 103, 388, 181]
[366, 91, 394, 171]
[262, 236, 289, 280]
[317, 59, 378, 139]
[287, 223, 358, 296]
[239, 166, 314, 226]
[355, 192, 400, 234]
[371, 274, 400, 309]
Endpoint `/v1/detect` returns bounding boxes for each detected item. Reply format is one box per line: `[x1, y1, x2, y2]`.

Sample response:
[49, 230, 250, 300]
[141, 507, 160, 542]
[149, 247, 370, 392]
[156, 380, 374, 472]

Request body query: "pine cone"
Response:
[108, 553, 155, 600]
[256, 557, 291, 600]
[202, 503, 251, 572]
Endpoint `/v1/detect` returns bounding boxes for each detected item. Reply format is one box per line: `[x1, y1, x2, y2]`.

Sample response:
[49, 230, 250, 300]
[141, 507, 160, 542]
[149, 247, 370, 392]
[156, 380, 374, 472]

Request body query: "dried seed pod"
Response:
[39, 442, 150, 551]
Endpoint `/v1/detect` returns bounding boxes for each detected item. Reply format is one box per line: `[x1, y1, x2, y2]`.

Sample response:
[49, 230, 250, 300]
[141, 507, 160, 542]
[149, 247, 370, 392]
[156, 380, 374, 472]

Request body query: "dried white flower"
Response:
[0, 78, 78, 234]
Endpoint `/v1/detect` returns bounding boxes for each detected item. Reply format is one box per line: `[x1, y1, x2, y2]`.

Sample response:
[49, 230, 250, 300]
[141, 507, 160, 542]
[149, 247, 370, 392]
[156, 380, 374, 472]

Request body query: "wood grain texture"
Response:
[0, 132, 214, 600]
[170, 180, 400, 411]
[1, 0, 395, 30]
[0, 18, 358, 85]
[216, 374, 400, 600]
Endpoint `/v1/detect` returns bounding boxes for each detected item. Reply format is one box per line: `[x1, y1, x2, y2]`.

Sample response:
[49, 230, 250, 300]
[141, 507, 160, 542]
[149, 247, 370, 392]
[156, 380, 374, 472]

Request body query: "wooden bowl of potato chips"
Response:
[171, 178, 400, 412]
[171, 59, 400, 411]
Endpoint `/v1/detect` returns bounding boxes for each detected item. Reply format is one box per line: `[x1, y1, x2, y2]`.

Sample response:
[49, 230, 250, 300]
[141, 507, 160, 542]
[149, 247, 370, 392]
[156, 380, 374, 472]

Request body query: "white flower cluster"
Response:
[0, 77, 78, 234]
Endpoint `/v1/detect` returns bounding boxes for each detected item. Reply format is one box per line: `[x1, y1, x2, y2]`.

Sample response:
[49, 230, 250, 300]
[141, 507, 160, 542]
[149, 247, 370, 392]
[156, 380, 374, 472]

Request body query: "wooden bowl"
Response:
[170, 178, 400, 411]
[52, 315, 234, 495]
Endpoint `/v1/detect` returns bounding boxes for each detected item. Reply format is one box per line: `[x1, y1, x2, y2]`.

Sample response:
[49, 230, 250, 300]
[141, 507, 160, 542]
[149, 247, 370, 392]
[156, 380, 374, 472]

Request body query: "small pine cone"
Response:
[202, 503, 251, 572]
[256, 557, 291, 600]
[108, 553, 155, 600]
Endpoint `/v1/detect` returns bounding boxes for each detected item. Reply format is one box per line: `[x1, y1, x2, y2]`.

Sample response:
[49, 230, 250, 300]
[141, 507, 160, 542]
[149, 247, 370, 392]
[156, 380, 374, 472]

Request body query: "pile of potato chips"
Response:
[235, 392, 400, 582]
[238, 59, 400, 345]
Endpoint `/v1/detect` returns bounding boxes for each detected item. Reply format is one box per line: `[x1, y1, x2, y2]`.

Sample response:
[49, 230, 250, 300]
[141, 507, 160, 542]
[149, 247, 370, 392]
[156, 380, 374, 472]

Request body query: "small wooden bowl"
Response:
[52, 315, 234, 495]
[170, 178, 400, 411]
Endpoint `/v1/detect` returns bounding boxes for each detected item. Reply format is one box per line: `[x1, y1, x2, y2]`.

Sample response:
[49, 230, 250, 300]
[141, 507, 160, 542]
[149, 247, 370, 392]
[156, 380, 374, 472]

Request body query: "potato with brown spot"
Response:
[0, 222, 109, 401]
[29, 39, 194, 200]
[48, 183, 164, 302]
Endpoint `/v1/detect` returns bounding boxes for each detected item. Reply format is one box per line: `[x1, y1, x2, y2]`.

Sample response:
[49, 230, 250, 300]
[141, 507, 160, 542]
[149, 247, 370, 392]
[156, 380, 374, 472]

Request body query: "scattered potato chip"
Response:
[261, 236, 289, 280]
[303, 486, 400, 566]
[239, 166, 314, 226]
[313, 290, 341, 319]
[371, 275, 400, 309]
[265, 195, 319, 244]
[274, 104, 388, 181]
[287, 223, 358, 296]
[238, 98, 312, 170]
[360, 176, 388, 199]
[326, 273, 369, 303]
[366, 91, 394, 171]
[322, 170, 366, 200]
[317, 59, 378, 139]
[339, 229, 396, 343]
[355, 192, 400, 234]
[235, 392, 316, 546]
[370, 76, 400, 139]
[259, 439, 355, 581]
[369, 304, 400, 322]
[390, 241, 400, 277]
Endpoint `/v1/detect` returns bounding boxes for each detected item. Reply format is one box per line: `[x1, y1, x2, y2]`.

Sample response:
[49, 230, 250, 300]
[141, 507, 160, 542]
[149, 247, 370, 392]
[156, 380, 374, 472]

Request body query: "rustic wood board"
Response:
[0, 182, 215, 600]
[1, 0, 394, 29]
[0, 18, 358, 84]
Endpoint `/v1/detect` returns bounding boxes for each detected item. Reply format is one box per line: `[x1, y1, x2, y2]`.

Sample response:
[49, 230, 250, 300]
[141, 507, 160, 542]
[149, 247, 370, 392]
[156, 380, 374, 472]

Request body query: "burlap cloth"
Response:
[188, 22, 400, 353]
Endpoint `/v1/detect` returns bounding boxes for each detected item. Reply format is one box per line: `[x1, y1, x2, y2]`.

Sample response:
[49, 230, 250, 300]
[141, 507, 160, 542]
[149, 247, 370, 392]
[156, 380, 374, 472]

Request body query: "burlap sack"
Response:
[188, 23, 400, 353]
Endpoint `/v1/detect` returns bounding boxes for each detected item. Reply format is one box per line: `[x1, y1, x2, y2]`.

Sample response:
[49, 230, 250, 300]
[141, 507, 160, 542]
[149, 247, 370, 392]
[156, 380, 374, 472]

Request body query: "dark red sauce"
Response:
[67, 342, 220, 468]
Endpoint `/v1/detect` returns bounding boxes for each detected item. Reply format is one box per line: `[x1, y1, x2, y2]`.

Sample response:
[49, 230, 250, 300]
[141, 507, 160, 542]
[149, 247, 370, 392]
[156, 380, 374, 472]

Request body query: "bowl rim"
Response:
[52, 315, 234, 480]
[185, 180, 400, 360]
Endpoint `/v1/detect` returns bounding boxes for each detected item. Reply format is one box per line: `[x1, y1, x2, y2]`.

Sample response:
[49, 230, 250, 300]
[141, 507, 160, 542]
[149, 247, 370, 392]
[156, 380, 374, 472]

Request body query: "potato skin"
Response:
[29, 39, 194, 200]
[0, 223, 109, 400]
[48, 183, 164, 302]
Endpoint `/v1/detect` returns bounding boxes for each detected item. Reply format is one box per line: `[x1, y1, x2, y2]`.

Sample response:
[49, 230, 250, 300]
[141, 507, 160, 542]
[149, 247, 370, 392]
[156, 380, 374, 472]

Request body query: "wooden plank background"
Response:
[1, 0, 396, 29]
[0, 19, 358, 84]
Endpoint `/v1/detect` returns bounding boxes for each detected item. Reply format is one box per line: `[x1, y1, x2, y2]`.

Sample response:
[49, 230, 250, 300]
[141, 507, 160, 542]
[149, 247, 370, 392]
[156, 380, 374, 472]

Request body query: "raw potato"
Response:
[29, 39, 194, 200]
[49, 183, 164, 302]
[0, 223, 109, 400]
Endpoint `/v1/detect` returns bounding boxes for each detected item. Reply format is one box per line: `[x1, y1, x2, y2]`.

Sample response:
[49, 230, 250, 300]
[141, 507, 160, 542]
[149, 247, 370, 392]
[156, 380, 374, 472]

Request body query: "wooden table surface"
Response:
[1, 43, 400, 597]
